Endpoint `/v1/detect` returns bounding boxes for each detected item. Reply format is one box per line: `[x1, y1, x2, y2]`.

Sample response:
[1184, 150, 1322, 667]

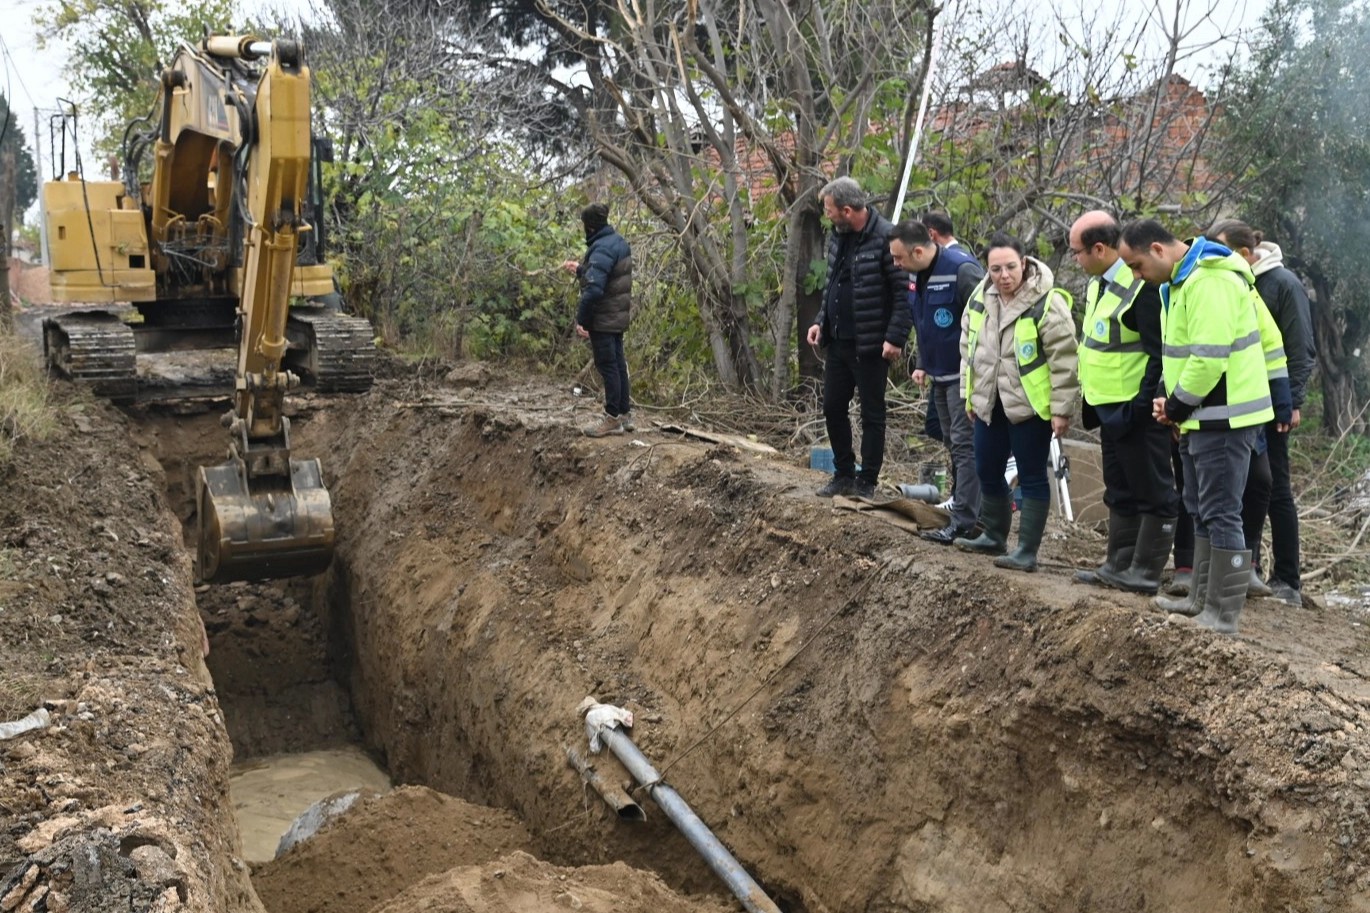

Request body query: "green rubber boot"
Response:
[994, 498, 1050, 572]
[1196, 547, 1252, 635]
[954, 494, 1011, 556]
[1096, 514, 1176, 595]
[1154, 537, 1210, 616]
[1076, 510, 1142, 585]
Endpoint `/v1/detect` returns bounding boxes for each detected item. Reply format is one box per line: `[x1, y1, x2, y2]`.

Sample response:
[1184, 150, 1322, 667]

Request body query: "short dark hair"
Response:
[889, 220, 933, 247]
[1206, 218, 1262, 251]
[1119, 219, 1176, 250]
[1079, 218, 1121, 251]
[921, 211, 955, 237]
[581, 202, 610, 231]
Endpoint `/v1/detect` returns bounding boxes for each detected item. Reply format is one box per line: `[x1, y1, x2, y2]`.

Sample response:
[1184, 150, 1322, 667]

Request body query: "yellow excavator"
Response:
[40, 35, 369, 583]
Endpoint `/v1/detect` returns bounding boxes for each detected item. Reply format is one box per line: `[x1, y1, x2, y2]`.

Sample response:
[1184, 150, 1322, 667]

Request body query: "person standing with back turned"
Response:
[806, 177, 910, 498]
[563, 203, 634, 437]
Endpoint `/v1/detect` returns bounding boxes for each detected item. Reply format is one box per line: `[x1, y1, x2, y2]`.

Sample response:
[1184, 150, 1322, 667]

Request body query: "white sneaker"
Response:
[936, 497, 954, 510]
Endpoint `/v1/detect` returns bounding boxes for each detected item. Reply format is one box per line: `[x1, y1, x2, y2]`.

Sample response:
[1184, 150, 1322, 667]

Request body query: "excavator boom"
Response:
[193, 36, 335, 583]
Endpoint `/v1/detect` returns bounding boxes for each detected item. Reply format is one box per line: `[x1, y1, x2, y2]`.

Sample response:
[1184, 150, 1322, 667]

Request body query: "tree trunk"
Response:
[794, 209, 825, 385]
[1309, 273, 1365, 437]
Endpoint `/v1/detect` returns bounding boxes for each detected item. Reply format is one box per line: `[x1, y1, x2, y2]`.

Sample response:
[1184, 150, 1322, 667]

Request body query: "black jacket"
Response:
[1254, 266, 1315, 411]
[813, 208, 911, 354]
[576, 225, 633, 333]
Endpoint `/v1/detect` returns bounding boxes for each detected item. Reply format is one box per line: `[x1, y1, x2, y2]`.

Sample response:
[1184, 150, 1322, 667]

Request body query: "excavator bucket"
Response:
[196, 457, 335, 583]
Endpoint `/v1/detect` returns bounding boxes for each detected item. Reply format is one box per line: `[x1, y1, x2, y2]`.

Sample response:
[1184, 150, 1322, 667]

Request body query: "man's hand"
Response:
[881, 341, 901, 362]
[1152, 396, 1172, 426]
[561, 259, 580, 275]
[911, 368, 928, 386]
[575, 323, 590, 339]
[1051, 415, 1070, 438]
[806, 324, 822, 347]
[1290, 408, 1302, 430]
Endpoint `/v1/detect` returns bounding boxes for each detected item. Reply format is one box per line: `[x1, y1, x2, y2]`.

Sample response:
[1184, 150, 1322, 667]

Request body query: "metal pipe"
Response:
[598, 726, 782, 913]
[565, 745, 646, 821]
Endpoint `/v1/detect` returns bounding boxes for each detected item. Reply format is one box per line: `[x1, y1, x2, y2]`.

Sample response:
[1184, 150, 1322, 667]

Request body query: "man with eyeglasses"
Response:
[1069, 211, 1178, 594]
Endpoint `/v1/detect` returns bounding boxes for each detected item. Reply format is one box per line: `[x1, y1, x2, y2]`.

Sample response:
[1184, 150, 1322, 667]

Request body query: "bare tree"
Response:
[532, 0, 934, 395]
[908, 0, 1243, 265]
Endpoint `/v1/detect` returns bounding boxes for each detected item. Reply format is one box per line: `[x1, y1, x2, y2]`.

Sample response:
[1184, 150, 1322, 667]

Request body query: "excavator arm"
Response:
[195, 37, 334, 583]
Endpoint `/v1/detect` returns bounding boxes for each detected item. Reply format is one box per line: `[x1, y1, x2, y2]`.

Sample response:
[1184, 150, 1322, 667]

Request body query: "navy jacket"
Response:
[813, 208, 911, 355]
[909, 244, 983, 380]
[576, 225, 633, 333]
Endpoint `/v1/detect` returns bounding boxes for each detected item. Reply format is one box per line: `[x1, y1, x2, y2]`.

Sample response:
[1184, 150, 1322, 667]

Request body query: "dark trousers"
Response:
[974, 401, 1053, 502]
[1171, 439, 1194, 568]
[1101, 416, 1180, 518]
[1243, 447, 1272, 563]
[821, 340, 888, 483]
[1262, 426, 1300, 588]
[590, 331, 630, 417]
[1180, 427, 1257, 549]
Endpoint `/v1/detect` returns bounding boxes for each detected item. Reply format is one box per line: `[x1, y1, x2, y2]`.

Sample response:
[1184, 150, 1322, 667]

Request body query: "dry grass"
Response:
[0, 333, 57, 467]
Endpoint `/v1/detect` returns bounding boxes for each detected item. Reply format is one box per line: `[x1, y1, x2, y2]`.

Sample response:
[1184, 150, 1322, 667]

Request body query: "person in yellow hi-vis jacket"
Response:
[954, 232, 1079, 573]
[1119, 220, 1290, 636]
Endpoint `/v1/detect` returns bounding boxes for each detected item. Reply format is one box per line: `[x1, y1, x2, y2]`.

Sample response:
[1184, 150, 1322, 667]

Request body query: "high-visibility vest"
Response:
[1079, 265, 1148, 405]
[1161, 255, 1274, 431]
[965, 284, 1073, 421]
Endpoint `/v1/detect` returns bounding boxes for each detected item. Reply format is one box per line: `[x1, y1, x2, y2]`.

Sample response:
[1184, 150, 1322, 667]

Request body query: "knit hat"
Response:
[581, 203, 610, 232]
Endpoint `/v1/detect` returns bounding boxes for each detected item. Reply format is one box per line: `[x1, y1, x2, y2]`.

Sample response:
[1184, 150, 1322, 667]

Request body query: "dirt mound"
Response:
[252, 786, 535, 913]
[373, 850, 738, 913]
[0, 389, 257, 912]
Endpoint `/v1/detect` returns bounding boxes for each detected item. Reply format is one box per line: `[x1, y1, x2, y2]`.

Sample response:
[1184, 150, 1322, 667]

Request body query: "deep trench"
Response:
[120, 390, 1362, 913]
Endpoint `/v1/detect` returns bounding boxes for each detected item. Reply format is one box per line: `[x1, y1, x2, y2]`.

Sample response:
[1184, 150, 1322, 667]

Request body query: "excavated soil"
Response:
[5, 349, 1370, 913]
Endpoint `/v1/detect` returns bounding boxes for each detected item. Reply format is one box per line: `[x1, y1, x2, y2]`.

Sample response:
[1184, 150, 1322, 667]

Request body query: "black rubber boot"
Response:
[1154, 537, 1210, 616]
[954, 494, 1011, 556]
[1196, 547, 1252, 635]
[1096, 514, 1176, 595]
[1076, 510, 1142, 585]
[994, 498, 1050, 572]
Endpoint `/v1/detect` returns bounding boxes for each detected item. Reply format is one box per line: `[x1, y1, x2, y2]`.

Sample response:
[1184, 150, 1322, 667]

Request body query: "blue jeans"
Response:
[974, 401, 1053, 502]
[590, 331, 630, 416]
[1180, 427, 1257, 550]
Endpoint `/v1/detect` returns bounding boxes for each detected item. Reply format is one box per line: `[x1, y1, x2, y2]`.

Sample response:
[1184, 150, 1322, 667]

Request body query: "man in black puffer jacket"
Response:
[806, 176, 912, 497]
[563, 203, 634, 437]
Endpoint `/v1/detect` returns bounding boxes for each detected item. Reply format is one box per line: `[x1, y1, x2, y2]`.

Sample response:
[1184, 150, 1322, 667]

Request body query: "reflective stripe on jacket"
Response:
[1161, 246, 1274, 432]
[1079, 265, 1147, 405]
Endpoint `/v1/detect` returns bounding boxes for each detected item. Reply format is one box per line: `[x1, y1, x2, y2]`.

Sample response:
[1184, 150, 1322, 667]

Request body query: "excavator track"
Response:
[42, 312, 138, 401]
[287, 309, 376, 393]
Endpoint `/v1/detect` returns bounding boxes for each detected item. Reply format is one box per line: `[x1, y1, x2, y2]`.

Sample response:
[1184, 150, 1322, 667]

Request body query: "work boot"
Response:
[954, 494, 1011, 556]
[1154, 538, 1210, 616]
[816, 475, 857, 498]
[994, 498, 1050, 572]
[1164, 568, 1192, 596]
[620, 412, 636, 432]
[583, 413, 624, 437]
[1095, 514, 1176, 595]
[1075, 510, 1142, 585]
[1195, 547, 1252, 635]
[1247, 568, 1273, 597]
[1269, 579, 1303, 607]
